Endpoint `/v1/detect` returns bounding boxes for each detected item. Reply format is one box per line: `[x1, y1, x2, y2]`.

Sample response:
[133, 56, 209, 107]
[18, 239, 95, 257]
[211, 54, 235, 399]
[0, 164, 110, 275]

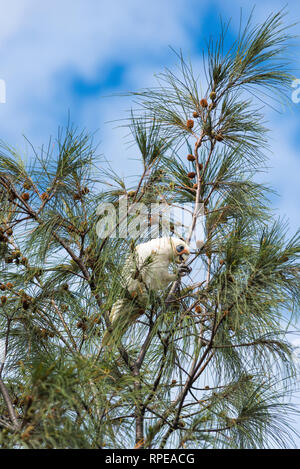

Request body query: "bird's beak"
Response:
[175, 248, 190, 263]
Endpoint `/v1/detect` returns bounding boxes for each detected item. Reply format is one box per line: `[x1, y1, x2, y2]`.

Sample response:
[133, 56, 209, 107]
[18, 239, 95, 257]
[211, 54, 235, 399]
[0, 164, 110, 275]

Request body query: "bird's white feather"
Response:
[104, 237, 190, 343]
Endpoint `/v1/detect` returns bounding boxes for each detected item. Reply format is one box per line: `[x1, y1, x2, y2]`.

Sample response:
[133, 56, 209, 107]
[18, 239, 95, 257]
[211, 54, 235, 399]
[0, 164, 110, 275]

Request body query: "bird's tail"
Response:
[102, 299, 144, 346]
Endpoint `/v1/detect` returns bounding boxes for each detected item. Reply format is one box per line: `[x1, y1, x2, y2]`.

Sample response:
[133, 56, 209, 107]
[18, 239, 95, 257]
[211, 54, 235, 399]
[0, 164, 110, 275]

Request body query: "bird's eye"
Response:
[176, 245, 185, 253]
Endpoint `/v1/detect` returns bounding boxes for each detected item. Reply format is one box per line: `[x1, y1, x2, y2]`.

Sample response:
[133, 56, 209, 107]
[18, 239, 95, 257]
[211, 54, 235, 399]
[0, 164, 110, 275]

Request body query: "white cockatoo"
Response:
[103, 236, 190, 344]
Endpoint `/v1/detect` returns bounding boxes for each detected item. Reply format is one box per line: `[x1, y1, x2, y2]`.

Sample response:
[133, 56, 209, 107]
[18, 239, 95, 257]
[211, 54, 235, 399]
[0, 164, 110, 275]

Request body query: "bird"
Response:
[103, 236, 190, 345]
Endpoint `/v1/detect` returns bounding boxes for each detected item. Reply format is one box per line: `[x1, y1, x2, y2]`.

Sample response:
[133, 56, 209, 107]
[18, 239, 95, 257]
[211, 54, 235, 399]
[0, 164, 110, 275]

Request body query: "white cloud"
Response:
[0, 0, 199, 152]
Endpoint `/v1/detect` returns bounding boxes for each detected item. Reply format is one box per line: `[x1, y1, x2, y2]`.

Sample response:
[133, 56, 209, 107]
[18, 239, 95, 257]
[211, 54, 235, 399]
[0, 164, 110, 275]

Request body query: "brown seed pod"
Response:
[6, 282, 13, 289]
[205, 385, 210, 390]
[215, 134, 224, 142]
[186, 119, 194, 129]
[6, 228, 13, 236]
[5, 257, 13, 264]
[193, 183, 198, 189]
[1, 296, 7, 305]
[41, 192, 49, 201]
[198, 163, 203, 171]
[23, 181, 32, 190]
[208, 102, 216, 111]
[21, 193, 30, 201]
[76, 321, 87, 330]
[187, 154, 195, 162]
[200, 98, 208, 108]
[195, 305, 202, 314]
[193, 111, 200, 118]
[219, 259, 225, 265]
[73, 193, 81, 201]
[205, 248, 212, 258]
[0, 284, 6, 291]
[280, 256, 289, 263]
[171, 379, 177, 385]
[20, 257, 28, 266]
[127, 190, 136, 198]
[81, 187, 89, 195]
[22, 300, 30, 310]
[187, 172, 196, 179]
[67, 224, 77, 234]
[209, 91, 217, 101]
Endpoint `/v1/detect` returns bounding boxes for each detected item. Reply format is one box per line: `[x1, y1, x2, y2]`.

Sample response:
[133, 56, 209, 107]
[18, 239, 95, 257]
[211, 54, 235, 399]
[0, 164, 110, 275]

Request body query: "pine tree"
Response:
[0, 10, 299, 449]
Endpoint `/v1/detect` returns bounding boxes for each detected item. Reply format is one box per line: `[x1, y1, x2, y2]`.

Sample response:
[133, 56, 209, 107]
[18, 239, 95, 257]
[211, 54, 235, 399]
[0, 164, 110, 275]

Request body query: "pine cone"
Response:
[23, 181, 32, 190]
[22, 300, 30, 310]
[1, 296, 7, 305]
[21, 193, 30, 201]
[187, 154, 196, 162]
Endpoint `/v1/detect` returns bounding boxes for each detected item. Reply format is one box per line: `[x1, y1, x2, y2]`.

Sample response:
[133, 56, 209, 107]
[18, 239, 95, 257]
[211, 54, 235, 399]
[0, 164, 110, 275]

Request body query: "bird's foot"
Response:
[178, 264, 192, 277]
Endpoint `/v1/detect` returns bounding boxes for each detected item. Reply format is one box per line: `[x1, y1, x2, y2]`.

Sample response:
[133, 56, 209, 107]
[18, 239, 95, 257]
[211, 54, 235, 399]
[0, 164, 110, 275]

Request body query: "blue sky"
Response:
[0, 0, 300, 446]
[0, 0, 299, 232]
